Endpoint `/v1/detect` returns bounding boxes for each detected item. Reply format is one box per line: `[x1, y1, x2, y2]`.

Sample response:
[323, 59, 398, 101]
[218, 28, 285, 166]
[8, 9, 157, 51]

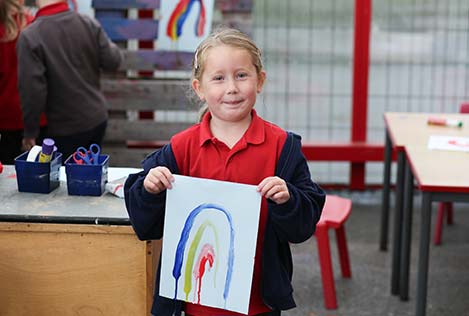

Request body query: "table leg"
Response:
[416, 192, 432, 316]
[399, 160, 414, 300]
[380, 130, 393, 251]
[391, 151, 405, 295]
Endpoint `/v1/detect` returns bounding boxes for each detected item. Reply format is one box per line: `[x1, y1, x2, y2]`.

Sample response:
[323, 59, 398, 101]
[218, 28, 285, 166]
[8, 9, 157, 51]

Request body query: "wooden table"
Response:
[404, 147, 469, 316]
[0, 165, 160, 316]
[381, 112, 469, 298]
[381, 113, 469, 249]
[381, 112, 469, 316]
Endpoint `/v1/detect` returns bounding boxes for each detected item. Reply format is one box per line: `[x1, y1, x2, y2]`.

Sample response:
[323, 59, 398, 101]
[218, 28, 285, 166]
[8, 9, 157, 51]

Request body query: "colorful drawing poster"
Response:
[159, 175, 262, 314]
[157, 0, 215, 52]
[428, 135, 469, 152]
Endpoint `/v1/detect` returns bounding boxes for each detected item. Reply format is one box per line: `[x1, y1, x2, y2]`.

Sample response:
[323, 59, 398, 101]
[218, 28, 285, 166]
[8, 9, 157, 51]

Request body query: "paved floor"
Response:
[284, 190, 469, 316]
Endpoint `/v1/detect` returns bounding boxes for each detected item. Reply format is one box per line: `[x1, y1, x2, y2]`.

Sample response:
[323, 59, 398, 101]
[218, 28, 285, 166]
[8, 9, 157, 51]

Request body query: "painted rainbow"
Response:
[166, 0, 207, 41]
[172, 203, 234, 306]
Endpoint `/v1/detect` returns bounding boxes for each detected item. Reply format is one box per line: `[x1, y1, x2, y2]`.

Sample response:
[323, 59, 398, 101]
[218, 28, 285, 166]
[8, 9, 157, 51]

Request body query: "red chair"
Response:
[315, 195, 352, 309]
[434, 102, 469, 245]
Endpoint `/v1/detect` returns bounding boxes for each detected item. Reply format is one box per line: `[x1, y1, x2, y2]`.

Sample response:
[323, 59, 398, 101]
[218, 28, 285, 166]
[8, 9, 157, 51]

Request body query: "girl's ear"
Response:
[257, 71, 266, 93]
[192, 79, 205, 101]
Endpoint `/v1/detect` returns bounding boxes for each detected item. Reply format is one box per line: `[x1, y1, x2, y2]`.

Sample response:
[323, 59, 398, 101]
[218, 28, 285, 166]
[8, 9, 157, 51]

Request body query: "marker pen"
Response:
[427, 117, 463, 128]
[38, 138, 55, 163]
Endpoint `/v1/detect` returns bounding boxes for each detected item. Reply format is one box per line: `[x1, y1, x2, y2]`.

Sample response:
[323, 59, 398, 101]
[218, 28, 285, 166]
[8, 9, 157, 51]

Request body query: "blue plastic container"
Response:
[64, 154, 109, 196]
[14, 151, 62, 194]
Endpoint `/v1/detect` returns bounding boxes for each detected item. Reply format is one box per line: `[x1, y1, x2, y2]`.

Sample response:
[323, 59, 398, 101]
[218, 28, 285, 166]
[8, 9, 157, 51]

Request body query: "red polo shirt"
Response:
[172, 110, 287, 316]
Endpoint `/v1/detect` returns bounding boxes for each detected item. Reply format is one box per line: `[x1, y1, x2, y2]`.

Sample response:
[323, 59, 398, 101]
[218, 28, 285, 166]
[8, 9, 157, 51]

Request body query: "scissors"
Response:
[72, 143, 101, 165]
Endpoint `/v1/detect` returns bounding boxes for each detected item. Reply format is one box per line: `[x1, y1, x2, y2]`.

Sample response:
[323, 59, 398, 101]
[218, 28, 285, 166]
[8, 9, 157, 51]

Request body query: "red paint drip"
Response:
[193, 244, 215, 304]
[196, 253, 214, 303]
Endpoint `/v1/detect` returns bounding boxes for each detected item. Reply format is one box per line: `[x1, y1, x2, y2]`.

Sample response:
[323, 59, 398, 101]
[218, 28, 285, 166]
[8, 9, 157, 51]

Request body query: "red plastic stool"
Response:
[434, 102, 468, 245]
[315, 195, 352, 309]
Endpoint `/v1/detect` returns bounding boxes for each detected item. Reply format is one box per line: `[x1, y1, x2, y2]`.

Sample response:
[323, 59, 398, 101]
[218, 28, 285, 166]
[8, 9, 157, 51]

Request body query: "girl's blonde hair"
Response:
[0, 0, 27, 42]
[191, 27, 264, 121]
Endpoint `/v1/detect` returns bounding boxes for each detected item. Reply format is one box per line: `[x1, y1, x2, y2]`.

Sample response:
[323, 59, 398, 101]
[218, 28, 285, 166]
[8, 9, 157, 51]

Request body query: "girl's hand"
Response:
[257, 176, 290, 204]
[143, 166, 174, 194]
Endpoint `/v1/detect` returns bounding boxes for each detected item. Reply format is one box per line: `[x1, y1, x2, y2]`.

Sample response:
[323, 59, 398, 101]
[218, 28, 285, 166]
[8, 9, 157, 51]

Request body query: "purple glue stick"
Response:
[38, 138, 55, 163]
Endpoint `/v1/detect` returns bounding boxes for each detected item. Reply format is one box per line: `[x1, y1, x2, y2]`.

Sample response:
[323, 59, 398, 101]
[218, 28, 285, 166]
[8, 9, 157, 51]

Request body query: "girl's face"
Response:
[192, 45, 266, 124]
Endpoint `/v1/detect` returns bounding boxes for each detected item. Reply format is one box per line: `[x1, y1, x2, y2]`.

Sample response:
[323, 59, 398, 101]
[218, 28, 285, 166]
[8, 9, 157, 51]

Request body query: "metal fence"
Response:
[252, 0, 469, 185]
[54, 0, 468, 186]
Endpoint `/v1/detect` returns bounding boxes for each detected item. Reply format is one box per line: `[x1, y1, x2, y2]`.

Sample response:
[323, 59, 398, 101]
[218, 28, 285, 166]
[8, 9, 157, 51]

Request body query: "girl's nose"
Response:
[226, 79, 239, 94]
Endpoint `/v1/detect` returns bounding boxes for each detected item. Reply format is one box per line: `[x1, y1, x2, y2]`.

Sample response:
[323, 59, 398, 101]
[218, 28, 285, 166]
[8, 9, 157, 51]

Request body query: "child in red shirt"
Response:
[125, 27, 325, 316]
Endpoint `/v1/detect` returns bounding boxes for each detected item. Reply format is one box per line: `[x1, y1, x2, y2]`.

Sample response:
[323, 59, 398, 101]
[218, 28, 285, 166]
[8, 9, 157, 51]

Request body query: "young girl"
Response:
[0, 0, 46, 164]
[124, 27, 325, 316]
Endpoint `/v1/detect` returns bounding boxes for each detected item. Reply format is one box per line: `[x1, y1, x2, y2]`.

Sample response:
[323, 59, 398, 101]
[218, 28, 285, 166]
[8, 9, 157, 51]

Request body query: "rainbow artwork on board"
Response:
[166, 0, 207, 41]
[172, 203, 235, 306]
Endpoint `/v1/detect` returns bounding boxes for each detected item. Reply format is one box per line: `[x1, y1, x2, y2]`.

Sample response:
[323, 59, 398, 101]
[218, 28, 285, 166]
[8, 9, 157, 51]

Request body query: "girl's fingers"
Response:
[156, 172, 172, 190]
[144, 167, 174, 193]
[257, 177, 290, 204]
[257, 176, 276, 193]
[144, 174, 163, 193]
[158, 167, 175, 184]
[258, 177, 283, 194]
[266, 188, 290, 204]
[264, 184, 285, 199]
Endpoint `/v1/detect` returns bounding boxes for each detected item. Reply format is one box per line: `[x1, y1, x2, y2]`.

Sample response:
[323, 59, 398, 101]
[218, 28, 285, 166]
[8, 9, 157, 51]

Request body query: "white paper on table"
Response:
[159, 175, 262, 314]
[427, 135, 469, 152]
[59, 167, 142, 182]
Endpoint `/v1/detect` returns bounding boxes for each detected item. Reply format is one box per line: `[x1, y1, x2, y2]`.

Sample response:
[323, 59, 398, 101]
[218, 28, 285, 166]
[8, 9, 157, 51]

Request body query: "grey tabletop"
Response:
[0, 165, 141, 225]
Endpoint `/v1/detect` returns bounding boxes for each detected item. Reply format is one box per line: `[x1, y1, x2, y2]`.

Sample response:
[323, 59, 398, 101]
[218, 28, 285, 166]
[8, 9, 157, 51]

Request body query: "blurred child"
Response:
[124, 27, 325, 316]
[16, 0, 122, 161]
[0, 0, 46, 163]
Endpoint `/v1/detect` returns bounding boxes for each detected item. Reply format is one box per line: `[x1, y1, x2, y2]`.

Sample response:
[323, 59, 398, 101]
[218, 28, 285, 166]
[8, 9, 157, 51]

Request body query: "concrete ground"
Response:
[284, 190, 469, 316]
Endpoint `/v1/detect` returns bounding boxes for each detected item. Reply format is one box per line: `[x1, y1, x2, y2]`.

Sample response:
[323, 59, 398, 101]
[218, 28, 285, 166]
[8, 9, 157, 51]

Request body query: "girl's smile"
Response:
[223, 99, 244, 105]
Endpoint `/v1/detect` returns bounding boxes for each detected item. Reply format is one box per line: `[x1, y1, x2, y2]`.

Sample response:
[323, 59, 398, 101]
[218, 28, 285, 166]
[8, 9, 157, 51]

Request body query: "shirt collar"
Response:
[35, 1, 69, 19]
[199, 109, 265, 147]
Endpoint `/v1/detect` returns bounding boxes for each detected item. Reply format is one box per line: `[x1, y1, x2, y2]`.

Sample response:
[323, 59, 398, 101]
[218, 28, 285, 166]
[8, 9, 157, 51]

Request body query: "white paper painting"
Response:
[157, 0, 214, 52]
[159, 175, 262, 314]
[428, 135, 469, 152]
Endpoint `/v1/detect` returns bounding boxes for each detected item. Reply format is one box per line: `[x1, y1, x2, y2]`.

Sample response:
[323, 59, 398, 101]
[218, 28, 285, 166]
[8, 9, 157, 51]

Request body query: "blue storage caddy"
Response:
[14, 151, 62, 193]
[64, 154, 109, 196]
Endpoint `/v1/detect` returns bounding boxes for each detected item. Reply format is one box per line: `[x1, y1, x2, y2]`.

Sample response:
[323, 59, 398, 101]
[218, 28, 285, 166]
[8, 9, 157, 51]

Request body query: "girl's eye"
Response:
[237, 73, 248, 79]
[213, 75, 224, 81]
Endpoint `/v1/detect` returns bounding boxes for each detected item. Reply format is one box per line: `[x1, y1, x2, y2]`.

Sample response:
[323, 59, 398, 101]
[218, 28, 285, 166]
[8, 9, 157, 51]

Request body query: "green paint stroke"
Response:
[183, 220, 220, 301]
